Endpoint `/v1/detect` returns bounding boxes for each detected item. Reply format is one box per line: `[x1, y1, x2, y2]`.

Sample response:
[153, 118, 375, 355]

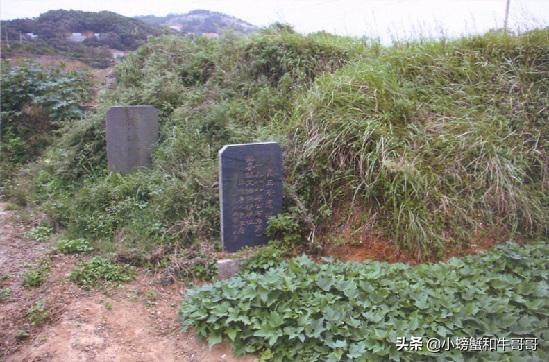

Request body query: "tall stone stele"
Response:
[219, 142, 283, 252]
[106, 105, 159, 174]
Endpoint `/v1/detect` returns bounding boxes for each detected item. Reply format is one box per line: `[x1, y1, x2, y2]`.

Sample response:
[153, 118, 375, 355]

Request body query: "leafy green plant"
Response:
[242, 243, 285, 274]
[266, 212, 303, 246]
[0, 61, 91, 176]
[180, 241, 548, 361]
[22, 259, 50, 288]
[69, 256, 135, 288]
[190, 259, 218, 282]
[26, 300, 49, 326]
[24, 225, 53, 242]
[56, 238, 93, 254]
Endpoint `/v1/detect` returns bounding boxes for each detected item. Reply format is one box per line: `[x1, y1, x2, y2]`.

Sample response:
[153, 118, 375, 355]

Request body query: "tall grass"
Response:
[11, 27, 548, 260]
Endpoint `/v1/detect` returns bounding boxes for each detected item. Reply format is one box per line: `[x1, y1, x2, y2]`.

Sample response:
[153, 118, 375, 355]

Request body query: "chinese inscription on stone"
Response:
[219, 142, 283, 252]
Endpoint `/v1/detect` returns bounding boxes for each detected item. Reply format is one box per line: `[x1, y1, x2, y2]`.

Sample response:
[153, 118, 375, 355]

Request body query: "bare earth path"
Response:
[0, 203, 254, 362]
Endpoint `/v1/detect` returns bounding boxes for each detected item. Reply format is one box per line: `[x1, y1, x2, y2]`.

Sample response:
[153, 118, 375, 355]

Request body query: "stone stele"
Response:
[219, 142, 283, 252]
[106, 105, 159, 174]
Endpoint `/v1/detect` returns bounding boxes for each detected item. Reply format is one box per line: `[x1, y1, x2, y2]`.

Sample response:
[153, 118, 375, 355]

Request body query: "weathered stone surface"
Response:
[217, 258, 246, 279]
[106, 105, 159, 174]
[219, 142, 283, 252]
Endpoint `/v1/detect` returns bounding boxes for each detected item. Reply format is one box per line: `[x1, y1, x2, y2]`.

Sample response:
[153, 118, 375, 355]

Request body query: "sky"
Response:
[1, 1, 548, 43]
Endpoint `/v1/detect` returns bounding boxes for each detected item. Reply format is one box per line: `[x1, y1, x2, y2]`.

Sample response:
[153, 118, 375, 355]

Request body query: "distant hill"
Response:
[0, 9, 255, 68]
[1, 10, 162, 50]
[136, 10, 257, 35]
[1, 10, 166, 68]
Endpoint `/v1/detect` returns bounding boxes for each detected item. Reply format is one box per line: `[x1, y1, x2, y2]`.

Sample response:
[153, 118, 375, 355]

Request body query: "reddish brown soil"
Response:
[0, 203, 254, 362]
[322, 207, 503, 264]
[324, 237, 421, 264]
[324, 235, 500, 265]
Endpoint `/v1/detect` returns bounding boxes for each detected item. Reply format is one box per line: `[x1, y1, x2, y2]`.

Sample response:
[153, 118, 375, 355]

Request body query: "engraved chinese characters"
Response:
[106, 105, 159, 174]
[219, 142, 283, 252]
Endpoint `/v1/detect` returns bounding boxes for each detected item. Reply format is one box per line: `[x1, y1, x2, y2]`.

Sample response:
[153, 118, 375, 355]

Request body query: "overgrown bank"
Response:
[5, 27, 548, 261]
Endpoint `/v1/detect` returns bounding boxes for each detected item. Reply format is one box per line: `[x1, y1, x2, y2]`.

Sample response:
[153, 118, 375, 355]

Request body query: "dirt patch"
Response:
[0, 203, 254, 362]
[322, 206, 504, 264]
[324, 237, 420, 264]
[321, 206, 421, 263]
[6, 275, 254, 362]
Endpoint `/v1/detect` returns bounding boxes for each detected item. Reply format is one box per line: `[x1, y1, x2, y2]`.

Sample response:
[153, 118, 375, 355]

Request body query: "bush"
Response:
[288, 30, 549, 256]
[266, 211, 306, 246]
[180, 241, 548, 361]
[69, 256, 135, 288]
[1, 61, 91, 188]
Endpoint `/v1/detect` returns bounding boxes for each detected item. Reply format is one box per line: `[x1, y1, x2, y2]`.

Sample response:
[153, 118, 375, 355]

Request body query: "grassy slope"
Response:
[11, 27, 548, 260]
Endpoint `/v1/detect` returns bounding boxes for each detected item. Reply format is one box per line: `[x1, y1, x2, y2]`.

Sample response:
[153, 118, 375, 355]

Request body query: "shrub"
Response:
[189, 258, 218, 281]
[0, 61, 91, 168]
[180, 241, 548, 361]
[69, 256, 135, 288]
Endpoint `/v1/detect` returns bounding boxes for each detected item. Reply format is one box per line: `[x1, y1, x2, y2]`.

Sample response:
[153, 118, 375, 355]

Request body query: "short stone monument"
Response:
[219, 142, 283, 252]
[217, 258, 246, 279]
[106, 105, 159, 174]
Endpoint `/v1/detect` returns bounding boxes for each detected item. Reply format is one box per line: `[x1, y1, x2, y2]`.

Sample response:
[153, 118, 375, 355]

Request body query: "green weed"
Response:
[69, 256, 135, 288]
[56, 238, 93, 254]
[242, 243, 286, 274]
[144, 289, 159, 308]
[26, 300, 49, 326]
[15, 329, 29, 341]
[0, 287, 11, 303]
[24, 225, 53, 242]
[22, 259, 50, 288]
[104, 301, 113, 310]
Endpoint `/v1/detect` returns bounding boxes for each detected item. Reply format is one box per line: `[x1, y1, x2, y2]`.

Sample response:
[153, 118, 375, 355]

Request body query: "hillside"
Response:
[137, 10, 257, 35]
[1, 10, 161, 50]
[1, 10, 164, 68]
[6, 26, 546, 260]
[1, 25, 548, 361]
